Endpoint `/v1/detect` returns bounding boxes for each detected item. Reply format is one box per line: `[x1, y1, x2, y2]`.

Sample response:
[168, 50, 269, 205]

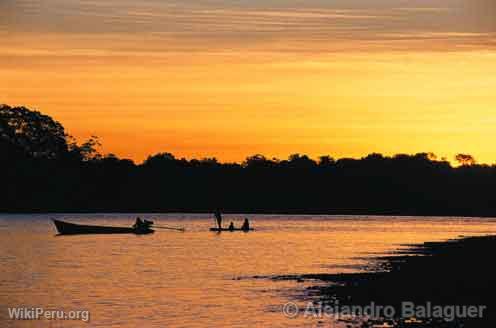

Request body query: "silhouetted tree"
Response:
[318, 155, 335, 167]
[0, 104, 102, 162]
[198, 157, 219, 167]
[68, 135, 102, 161]
[286, 154, 317, 169]
[4, 103, 496, 216]
[427, 152, 437, 161]
[244, 154, 277, 169]
[455, 153, 476, 166]
[143, 152, 177, 167]
[0, 104, 68, 159]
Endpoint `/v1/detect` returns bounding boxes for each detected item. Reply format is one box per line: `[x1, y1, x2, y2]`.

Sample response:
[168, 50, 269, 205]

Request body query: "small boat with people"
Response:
[209, 227, 254, 232]
[210, 211, 253, 232]
[53, 217, 155, 235]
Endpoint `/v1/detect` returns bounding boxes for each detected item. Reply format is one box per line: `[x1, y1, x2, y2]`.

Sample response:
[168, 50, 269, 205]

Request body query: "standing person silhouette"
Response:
[214, 210, 222, 229]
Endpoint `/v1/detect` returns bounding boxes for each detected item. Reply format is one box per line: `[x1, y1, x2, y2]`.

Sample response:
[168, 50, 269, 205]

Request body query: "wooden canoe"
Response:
[53, 219, 154, 235]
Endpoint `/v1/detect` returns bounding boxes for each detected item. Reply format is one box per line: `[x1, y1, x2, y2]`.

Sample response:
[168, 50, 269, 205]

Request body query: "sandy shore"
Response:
[275, 235, 496, 327]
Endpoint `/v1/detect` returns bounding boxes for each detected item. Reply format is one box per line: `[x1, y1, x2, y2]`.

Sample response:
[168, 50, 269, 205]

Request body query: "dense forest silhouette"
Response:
[1, 104, 495, 215]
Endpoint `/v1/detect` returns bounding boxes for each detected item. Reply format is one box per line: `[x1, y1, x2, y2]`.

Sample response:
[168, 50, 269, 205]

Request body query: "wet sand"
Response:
[276, 235, 496, 327]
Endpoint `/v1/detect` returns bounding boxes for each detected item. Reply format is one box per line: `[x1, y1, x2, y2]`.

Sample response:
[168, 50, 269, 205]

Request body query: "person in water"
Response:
[241, 218, 250, 231]
[214, 210, 222, 229]
[133, 217, 144, 229]
[228, 222, 235, 231]
[133, 217, 153, 231]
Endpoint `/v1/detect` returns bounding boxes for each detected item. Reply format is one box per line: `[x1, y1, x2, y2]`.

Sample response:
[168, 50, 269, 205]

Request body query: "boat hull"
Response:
[53, 219, 154, 235]
[209, 228, 253, 232]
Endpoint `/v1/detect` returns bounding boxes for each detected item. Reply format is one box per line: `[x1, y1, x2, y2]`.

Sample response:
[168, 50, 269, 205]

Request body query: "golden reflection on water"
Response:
[1, 214, 496, 327]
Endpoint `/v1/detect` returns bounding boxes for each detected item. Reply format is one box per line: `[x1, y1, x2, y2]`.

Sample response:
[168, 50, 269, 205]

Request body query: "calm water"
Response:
[1, 214, 496, 327]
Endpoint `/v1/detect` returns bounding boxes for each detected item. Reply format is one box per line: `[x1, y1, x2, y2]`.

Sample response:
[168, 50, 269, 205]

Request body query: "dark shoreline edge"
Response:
[1, 210, 496, 219]
[272, 235, 496, 327]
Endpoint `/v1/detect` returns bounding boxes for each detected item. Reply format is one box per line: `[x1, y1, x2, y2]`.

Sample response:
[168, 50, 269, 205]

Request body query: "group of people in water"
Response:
[133, 217, 154, 231]
[132, 212, 251, 232]
[215, 210, 250, 231]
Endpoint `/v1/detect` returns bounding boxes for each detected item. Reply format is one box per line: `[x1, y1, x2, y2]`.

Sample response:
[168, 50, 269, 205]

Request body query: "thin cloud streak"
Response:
[3, 0, 496, 52]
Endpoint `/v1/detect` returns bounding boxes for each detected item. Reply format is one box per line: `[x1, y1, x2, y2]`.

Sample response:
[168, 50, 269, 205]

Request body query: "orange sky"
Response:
[2, 0, 496, 163]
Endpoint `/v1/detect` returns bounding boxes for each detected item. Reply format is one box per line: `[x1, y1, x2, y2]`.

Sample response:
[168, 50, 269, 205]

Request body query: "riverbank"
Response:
[276, 235, 496, 327]
[4, 210, 496, 219]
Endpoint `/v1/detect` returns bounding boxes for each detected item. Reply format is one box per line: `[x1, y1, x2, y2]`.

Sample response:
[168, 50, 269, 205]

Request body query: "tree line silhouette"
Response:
[1, 104, 494, 215]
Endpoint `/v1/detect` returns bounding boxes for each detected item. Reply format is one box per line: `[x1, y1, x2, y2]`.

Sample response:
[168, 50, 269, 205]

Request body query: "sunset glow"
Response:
[3, 0, 496, 162]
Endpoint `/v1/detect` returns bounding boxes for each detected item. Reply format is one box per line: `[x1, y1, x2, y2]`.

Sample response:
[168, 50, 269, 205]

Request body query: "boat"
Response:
[209, 227, 254, 232]
[52, 219, 154, 235]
